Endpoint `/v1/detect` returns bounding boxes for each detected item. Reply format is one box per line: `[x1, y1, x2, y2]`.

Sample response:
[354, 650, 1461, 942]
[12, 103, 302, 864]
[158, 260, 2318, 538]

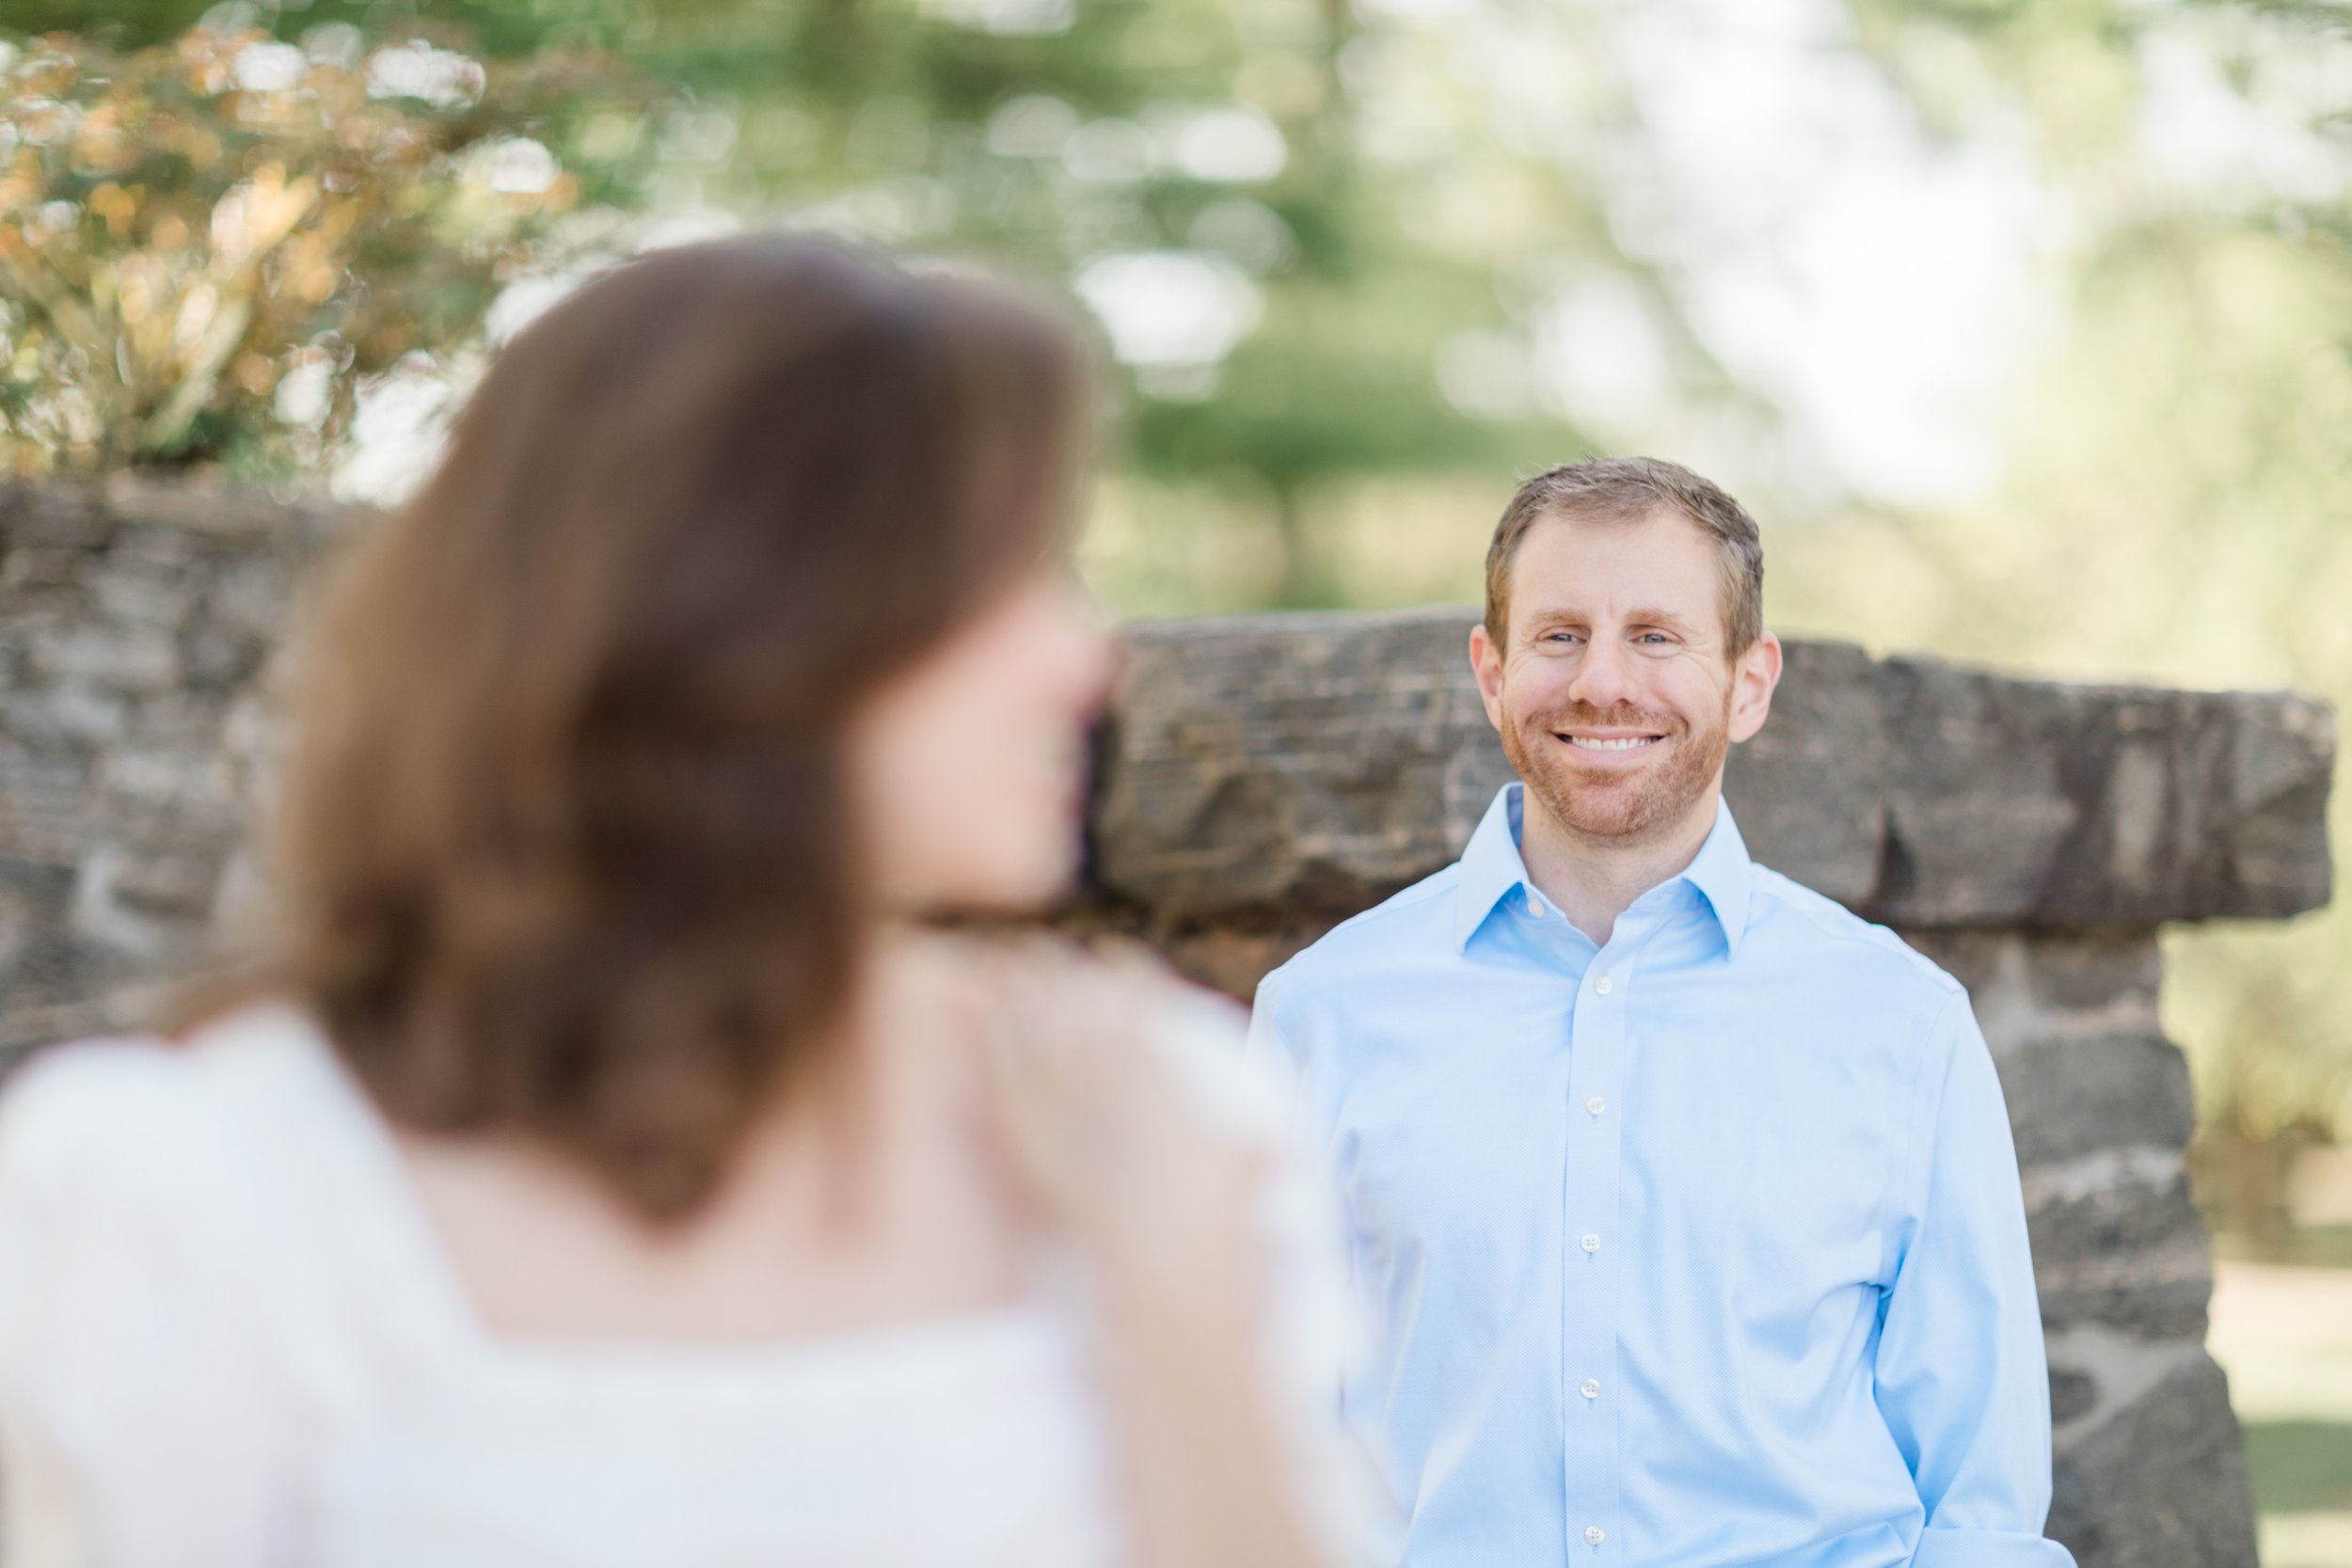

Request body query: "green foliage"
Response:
[1771, 0, 2352, 1153]
[0, 24, 650, 472]
[2, 0, 1612, 578]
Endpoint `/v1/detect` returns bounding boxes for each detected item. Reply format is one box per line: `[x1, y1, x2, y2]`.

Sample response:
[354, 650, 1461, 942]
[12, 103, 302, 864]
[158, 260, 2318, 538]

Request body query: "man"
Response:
[1248, 457, 2071, 1567]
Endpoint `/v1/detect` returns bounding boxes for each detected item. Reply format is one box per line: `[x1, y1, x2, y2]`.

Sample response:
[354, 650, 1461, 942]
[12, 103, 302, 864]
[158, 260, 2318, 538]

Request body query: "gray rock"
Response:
[0, 481, 114, 550]
[1159, 920, 1342, 1001]
[0, 482, 332, 1053]
[0, 744, 97, 863]
[2048, 1344, 2259, 1568]
[1720, 638, 1885, 905]
[1091, 609, 1504, 921]
[0, 859, 110, 1052]
[1868, 657, 2335, 927]
[2001, 1033, 2197, 1169]
[2027, 1175, 2214, 1338]
[30, 624, 182, 694]
[1903, 929, 2164, 1019]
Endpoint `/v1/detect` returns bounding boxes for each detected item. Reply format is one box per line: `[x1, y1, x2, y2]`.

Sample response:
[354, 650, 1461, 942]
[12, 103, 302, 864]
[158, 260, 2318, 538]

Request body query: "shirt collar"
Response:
[1452, 784, 1534, 949]
[1452, 783, 1754, 956]
[1679, 796, 1754, 957]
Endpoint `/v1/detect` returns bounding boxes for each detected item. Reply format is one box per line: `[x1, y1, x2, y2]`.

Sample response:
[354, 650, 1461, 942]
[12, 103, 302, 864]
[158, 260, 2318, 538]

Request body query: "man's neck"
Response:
[1518, 784, 1721, 946]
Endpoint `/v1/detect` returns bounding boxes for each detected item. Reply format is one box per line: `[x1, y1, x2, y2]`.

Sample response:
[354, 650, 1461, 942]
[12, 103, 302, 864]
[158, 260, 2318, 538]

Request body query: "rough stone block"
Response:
[1091, 610, 1505, 920]
[0, 859, 114, 1055]
[100, 473, 345, 541]
[30, 624, 182, 694]
[1156, 921, 1339, 1002]
[1718, 638, 1885, 905]
[1902, 930, 2164, 1023]
[0, 482, 113, 550]
[1, 686, 131, 748]
[0, 745, 96, 864]
[1869, 657, 2335, 927]
[2002, 1033, 2197, 1169]
[2027, 1174, 2213, 1338]
[2046, 1333, 2259, 1568]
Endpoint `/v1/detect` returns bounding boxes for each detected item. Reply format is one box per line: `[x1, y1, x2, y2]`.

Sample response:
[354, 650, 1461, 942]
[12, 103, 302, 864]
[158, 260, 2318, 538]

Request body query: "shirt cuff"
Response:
[1912, 1527, 2079, 1568]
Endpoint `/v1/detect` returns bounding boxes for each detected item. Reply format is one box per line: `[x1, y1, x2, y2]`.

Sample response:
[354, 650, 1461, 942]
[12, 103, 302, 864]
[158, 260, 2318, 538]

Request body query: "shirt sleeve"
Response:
[1871, 992, 2077, 1568]
[1243, 969, 1324, 1150]
[0, 1045, 308, 1568]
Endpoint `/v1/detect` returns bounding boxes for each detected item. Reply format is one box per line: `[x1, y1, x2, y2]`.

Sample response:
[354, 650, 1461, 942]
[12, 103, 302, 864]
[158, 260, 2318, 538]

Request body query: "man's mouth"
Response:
[1557, 732, 1664, 752]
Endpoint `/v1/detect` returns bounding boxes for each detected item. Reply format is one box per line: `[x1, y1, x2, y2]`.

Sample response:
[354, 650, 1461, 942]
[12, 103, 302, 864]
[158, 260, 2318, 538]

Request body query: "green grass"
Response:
[2245, 1420, 2352, 1514]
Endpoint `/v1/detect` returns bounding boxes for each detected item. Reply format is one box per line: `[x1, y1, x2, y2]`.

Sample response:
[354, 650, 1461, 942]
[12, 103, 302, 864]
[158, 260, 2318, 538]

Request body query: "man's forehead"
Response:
[1517, 503, 1708, 560]
[1509, 515, 1722, 617]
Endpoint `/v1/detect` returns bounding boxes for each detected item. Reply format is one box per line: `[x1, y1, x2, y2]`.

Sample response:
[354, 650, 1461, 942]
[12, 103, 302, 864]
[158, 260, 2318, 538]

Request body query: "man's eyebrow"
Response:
[1523, 604, 1702, 631]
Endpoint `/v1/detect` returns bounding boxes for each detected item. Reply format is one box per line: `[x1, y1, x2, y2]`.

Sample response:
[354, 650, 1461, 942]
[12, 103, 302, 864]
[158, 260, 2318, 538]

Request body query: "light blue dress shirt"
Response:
[1248, 784, 2073, 1568]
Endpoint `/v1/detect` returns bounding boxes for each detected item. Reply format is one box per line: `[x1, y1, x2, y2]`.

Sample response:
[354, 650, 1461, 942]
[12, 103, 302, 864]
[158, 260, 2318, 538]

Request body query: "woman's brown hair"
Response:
[262, 237, 1089, 1222]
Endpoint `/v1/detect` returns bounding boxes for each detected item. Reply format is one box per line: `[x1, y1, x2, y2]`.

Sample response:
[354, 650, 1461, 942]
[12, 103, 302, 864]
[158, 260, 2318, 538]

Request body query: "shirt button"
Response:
[1581, 1232, 1601, 1253]
[1581, 1377, 1601, 1399]
[1586, 1096, 1606, 1116]
[1595, 975, 1613, 995]
[1585, 1525, 1606, 1546]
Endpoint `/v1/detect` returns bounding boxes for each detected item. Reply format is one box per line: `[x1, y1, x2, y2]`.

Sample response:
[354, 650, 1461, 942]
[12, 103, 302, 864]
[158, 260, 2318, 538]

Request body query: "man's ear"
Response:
[1727, 629, 1782, 745]
[1470, 622, 1507, 735]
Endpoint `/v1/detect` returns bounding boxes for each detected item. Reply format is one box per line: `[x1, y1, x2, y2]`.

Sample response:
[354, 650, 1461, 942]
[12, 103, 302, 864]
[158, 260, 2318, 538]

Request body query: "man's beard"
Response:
[1499, 692, 1732, 848]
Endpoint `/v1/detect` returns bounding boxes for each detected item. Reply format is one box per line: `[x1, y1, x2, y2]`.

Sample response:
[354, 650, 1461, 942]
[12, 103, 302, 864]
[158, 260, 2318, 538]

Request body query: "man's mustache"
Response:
[1526, 704, 1683, 735]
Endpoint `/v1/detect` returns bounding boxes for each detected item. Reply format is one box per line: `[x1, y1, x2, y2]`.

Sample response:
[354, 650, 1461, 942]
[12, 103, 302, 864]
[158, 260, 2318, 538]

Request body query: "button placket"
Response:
[1562, 940, 1630, 1561]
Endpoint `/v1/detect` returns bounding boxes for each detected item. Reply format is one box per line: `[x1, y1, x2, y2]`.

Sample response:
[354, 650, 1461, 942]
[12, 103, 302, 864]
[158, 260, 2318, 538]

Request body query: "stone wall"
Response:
[0, 478, 342, 1058]
[0, 483, 2338, 1567]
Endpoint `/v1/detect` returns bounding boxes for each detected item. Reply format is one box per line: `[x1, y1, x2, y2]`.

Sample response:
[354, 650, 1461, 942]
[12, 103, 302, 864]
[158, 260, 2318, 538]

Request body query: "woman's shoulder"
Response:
[1137, 980, 1291, 1143]
[0, 1004, 345, 1199]
[0, 1004, 436, 1377]
[0, 1008, 410, 1566]
[0, 1026, 219, 1208]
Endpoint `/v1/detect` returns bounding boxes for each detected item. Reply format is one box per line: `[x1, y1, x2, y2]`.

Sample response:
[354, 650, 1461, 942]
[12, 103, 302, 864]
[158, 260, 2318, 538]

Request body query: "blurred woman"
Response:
[0, 238, 1366, 1568]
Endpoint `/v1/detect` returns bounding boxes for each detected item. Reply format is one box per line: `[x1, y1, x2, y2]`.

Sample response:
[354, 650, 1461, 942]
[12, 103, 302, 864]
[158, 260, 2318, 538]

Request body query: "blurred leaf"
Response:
[0, 24, 656, 472]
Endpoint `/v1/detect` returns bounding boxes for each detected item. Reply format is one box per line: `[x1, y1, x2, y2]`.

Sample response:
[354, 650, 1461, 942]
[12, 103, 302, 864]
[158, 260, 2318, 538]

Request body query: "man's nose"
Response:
[1565, 633, 1638, 710]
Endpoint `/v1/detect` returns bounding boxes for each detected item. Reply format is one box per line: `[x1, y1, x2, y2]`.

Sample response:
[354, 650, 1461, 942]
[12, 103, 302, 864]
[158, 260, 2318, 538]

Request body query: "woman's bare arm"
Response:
[1087, 1225, 1335, 1568]
[972, 942, 1341, 1568]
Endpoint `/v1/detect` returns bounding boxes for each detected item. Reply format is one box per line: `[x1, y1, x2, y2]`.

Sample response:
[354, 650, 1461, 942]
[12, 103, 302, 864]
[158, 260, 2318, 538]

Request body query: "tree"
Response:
[0, 24, 647, 473]
[1786, 0, 2352, 1202]
[3, 0, 1651, 599]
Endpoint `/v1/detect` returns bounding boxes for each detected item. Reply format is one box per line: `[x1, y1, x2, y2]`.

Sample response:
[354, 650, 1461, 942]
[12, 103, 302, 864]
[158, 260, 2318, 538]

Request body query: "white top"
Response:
[0, 1003, 1372, 1568]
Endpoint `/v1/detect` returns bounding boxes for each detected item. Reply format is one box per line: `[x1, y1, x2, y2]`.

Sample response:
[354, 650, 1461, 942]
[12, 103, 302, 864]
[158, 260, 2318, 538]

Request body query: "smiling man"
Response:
[1248, 457, 2072, 1568]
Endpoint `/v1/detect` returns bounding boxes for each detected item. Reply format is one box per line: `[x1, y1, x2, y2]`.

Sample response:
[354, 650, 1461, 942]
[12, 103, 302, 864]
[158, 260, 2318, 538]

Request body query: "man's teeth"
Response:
[1567, 736, 1657, 752]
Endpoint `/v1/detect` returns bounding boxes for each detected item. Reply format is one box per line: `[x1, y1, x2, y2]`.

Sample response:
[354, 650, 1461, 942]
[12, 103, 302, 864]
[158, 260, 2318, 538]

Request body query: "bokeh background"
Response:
[0, 0, 2346, 1557]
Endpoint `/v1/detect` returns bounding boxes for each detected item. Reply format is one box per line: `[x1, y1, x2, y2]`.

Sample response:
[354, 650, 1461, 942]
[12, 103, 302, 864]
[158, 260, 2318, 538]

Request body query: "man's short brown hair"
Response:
[1483, 455, 1765, 657]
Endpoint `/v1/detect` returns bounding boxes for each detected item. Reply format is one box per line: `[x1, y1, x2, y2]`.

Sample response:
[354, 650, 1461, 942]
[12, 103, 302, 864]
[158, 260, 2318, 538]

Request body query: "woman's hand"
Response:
[968, 938, 1264, 1291]
[965, 937, 1341, 1568]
